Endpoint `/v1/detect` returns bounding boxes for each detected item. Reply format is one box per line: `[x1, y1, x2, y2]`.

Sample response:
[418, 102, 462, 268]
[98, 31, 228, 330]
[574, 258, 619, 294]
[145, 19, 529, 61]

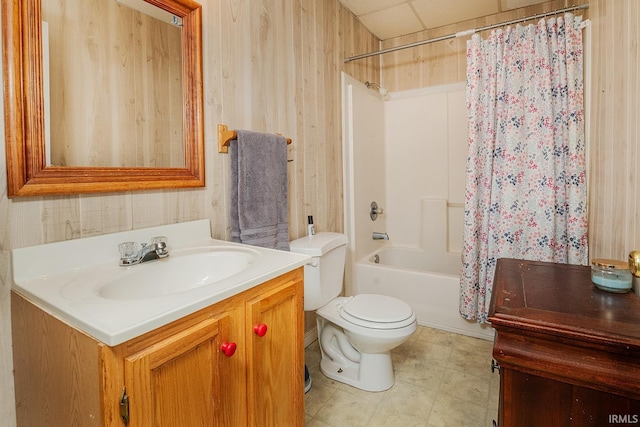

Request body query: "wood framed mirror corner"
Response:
[2, 0, 204, 197]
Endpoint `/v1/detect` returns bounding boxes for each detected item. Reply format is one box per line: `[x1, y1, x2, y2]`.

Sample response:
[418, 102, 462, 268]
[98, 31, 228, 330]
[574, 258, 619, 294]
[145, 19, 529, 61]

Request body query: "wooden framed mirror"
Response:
[2, 0, 204, 197]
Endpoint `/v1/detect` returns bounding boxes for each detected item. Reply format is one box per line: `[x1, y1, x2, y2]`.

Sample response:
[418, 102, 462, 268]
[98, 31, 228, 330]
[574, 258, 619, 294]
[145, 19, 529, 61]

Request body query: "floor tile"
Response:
[427, 394, 489, 427]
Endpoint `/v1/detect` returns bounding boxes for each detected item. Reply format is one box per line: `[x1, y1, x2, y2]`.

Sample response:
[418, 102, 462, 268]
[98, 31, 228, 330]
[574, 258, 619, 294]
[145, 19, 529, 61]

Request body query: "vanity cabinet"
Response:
[11, 268, 304, 427]
[488, 259, 640, 427]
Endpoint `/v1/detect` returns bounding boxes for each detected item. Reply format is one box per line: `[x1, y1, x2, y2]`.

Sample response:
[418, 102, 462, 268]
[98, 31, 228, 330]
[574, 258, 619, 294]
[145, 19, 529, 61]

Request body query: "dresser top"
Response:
[489, 258, 640, 350]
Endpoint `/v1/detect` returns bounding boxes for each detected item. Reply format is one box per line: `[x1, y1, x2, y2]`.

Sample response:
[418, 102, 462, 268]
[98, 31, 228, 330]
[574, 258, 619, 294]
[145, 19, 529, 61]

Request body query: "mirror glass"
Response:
[2, 0, 204, 197]
[42, 0, 184, 168]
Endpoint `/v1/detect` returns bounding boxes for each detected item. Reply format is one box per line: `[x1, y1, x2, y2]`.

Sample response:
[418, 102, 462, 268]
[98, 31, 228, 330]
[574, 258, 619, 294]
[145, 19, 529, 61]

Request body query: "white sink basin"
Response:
[98, 248, 256, 300]
[12, 220, 310, 346]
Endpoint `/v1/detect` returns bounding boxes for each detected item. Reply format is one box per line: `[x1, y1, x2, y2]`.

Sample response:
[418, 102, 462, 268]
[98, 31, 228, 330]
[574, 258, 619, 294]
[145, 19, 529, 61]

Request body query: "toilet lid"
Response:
[339, 294, 415, 329]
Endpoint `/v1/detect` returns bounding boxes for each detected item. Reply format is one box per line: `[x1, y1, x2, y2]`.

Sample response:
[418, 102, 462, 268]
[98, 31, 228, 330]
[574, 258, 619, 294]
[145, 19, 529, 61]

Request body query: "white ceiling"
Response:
[338, 0, 550, 40]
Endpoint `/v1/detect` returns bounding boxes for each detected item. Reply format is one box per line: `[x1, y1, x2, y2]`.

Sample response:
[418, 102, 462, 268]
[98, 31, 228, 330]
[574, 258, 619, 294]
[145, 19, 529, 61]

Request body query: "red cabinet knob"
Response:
[253, 323, 268, 337]
[221, 342, 237, 357]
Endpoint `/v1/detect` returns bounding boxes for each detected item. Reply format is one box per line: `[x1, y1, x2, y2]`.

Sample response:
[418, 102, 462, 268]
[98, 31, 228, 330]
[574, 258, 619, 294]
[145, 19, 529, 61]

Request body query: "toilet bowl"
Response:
[289, 232, 417, 392]
[316, 295, 416, 391]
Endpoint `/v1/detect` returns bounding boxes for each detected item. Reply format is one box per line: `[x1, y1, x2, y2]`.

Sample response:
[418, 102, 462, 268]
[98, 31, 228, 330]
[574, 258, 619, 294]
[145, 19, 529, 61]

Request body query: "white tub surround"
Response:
[12, 219, 310, 345]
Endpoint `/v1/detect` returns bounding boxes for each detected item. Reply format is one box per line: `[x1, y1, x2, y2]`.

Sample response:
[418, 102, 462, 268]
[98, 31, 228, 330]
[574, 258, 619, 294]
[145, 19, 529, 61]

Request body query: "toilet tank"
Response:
[289, 232, 348, 311]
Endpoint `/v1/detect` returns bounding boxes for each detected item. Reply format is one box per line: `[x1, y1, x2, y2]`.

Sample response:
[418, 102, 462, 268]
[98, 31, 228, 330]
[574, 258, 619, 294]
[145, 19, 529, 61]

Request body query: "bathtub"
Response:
[352, 247, 494, 340]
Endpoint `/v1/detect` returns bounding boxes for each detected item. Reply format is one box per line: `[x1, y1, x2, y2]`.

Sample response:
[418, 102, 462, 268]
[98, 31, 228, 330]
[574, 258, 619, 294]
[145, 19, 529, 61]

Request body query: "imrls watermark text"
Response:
[609, 414, 640, 424]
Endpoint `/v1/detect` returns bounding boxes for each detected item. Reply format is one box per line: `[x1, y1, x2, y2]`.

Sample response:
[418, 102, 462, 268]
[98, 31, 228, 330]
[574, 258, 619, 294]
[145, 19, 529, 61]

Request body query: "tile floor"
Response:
[304, 325, 500, 427]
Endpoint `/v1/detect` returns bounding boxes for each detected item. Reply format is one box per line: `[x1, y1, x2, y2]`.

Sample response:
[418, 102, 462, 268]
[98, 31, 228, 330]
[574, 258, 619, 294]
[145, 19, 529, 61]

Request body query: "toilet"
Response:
[290, 232, 416, 392]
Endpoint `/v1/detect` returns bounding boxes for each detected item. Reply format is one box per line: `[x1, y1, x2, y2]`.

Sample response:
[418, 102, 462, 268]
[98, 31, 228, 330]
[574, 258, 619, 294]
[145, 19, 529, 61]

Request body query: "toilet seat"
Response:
[339, 294, 415, 330]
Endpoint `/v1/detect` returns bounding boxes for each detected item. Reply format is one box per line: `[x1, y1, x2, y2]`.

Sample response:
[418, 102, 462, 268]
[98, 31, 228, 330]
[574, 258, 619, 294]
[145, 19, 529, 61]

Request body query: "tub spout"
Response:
[372, 232, 389, 240]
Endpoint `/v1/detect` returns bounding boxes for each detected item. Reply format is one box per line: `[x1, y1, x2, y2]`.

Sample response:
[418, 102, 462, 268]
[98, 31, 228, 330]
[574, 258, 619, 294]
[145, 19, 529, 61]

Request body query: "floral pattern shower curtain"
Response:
[460, 14, 588, 322]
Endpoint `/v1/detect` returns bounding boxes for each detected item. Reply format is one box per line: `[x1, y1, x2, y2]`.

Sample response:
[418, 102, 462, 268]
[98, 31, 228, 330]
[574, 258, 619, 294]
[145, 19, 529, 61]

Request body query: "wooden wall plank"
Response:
[589, 0, 640, 259]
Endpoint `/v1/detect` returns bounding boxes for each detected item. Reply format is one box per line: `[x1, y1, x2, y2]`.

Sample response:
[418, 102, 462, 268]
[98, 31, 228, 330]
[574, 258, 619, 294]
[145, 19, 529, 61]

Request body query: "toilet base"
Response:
[319, 351, 395, 392]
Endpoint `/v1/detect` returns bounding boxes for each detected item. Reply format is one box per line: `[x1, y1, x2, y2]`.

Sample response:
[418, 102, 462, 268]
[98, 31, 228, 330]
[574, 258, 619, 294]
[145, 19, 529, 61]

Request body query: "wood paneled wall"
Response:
[588, 0, 640, 260]
[0, 1, 380, 424]
[205, 0, 380, 241]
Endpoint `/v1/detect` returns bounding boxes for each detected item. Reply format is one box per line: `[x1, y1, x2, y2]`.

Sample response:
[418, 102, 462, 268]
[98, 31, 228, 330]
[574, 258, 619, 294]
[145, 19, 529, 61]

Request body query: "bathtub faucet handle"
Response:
[372, 232, 389, 240]
[370, 201, 384, 221]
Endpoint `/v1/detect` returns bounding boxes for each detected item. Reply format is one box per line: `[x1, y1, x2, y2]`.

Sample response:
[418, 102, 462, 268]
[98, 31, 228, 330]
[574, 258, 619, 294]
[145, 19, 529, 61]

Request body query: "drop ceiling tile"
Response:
[339, 0, 571, 41]
[338, 0, 405, 16]
[360, 3, 424, 40]
[412, 0, 500, 29]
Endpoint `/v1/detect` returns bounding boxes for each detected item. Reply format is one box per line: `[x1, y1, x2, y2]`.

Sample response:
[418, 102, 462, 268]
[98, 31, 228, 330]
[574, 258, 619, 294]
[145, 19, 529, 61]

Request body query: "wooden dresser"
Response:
[488, 258, 640, 427]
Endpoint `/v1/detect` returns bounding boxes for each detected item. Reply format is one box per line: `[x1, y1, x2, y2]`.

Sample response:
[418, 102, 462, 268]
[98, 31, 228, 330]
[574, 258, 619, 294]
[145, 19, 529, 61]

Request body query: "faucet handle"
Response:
[370, 201, 384, 221]
[119, 241, 141, 262]
[151, 236, 169, 257]
[151, 236, 167, 245]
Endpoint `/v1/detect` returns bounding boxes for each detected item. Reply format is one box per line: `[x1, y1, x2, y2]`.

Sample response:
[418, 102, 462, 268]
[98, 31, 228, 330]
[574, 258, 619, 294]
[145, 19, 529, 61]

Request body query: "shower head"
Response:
[364, 81, 388, 97]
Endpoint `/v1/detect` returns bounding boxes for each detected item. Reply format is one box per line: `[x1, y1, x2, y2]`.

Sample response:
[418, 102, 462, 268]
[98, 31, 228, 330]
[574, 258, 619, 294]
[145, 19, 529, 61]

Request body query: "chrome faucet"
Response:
[119, 236, 169, 266]
[372, 232, 389, 240]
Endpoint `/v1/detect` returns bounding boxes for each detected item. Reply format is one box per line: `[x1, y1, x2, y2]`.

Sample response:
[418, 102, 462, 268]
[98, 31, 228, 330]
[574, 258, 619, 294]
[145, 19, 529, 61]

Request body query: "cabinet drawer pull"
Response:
[221, 342, 237, 357]
[253, 323, 268, 337]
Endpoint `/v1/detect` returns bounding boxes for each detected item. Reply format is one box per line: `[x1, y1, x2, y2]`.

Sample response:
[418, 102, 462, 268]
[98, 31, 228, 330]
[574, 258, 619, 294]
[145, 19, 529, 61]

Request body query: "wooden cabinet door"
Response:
[123, 310, 246, 426]
[245, 278, 304, 426]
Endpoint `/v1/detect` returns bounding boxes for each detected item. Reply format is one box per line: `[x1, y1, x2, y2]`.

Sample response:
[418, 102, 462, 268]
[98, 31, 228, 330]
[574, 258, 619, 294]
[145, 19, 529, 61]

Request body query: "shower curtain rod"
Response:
[343, 3, 589, 63]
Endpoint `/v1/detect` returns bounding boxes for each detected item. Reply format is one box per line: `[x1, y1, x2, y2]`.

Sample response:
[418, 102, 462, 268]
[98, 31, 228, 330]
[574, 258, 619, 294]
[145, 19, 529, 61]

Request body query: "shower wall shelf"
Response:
[217, 124, 292, 153]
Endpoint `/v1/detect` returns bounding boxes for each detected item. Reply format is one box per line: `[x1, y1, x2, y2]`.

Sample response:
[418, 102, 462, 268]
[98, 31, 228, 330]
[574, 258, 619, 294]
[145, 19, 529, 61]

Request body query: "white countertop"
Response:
[12, 219, 310, 346]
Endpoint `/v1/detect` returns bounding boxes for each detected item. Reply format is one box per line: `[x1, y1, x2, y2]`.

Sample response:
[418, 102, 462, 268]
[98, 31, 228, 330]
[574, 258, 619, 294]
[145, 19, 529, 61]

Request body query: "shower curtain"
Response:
[460, 13, 588, 322]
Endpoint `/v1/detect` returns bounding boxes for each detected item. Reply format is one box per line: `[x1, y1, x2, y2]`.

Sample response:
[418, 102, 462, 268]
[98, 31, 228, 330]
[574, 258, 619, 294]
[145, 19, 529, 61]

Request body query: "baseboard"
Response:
[416, 320, 495, 341]
[304, 327, 318, 348]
